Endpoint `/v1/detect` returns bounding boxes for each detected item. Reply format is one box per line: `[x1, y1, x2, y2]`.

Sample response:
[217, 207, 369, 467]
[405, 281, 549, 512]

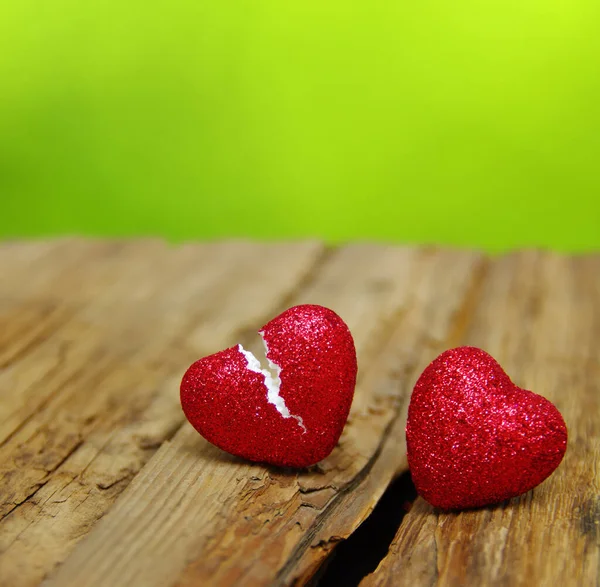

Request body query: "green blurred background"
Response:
[1, 1, 599, 251]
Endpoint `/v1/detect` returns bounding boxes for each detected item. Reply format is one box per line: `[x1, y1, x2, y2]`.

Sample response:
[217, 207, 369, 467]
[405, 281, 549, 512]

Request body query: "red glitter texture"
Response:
[406, 346, 567, 510]
[180, 305, 357, 468]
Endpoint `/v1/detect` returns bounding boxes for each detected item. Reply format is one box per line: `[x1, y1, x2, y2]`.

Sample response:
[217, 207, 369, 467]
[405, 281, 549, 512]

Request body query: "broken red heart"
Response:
[180, 304, 357, 468]
[406, 346, 567, 510]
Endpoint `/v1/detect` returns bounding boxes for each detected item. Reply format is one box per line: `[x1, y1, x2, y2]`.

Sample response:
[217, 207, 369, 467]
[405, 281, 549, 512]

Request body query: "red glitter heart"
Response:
[406, 347, 567, 510]
[180, 305, 357, 468]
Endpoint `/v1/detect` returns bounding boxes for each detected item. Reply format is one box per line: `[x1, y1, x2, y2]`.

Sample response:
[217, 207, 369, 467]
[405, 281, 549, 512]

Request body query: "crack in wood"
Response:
[0, 479, 51, 523]
[317, 471, 418, 586]
[1, 434, 86, 520]
[274, 414, 405, 584]
[95, 473, 136, 492]
[298, 485, 338, 495]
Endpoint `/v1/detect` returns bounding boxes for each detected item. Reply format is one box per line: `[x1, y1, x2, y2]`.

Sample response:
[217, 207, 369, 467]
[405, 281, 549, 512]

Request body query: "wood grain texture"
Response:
[0, 239, 323, 586]
[361, 252, 600, 587]
[0, 241, 598, 587]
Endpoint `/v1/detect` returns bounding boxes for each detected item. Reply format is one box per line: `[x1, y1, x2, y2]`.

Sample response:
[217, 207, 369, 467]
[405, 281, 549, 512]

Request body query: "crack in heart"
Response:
[238, 336, 307, 433]
[181, 304, 358, 467]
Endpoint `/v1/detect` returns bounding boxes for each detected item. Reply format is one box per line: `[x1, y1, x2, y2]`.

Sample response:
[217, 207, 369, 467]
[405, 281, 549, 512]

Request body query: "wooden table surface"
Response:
[0, 239, 598, 587]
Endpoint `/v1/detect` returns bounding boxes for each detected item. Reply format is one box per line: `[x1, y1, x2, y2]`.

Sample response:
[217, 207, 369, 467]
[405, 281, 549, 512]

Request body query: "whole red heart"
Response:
[180, 305, 357, 468]
[406, 346, 567, 510]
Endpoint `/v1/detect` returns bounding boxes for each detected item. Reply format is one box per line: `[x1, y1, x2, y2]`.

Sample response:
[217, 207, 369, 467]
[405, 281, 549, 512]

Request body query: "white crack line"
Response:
[238, 336, 307, 433]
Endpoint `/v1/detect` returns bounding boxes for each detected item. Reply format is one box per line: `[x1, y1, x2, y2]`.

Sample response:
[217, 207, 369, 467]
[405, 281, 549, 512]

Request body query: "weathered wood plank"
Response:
[44, 246, 483, 587]
[0, 239, 323, 587]
[3, 242, 595, 587]
[362, 252, 600, 587]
